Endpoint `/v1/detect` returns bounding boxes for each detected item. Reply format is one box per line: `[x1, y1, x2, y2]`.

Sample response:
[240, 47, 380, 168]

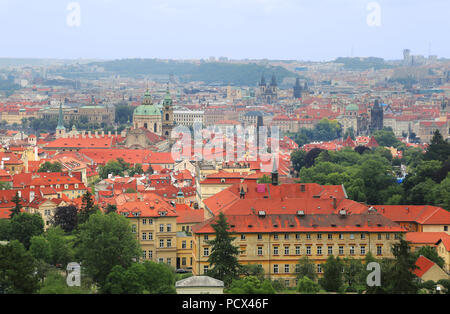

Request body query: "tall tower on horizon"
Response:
[161, 83, 175, 138]
[56, 101, 66, 138]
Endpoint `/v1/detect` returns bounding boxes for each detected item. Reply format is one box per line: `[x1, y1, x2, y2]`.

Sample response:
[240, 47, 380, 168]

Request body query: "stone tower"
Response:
[161, 83, 175, 138]
[370, 99, 384, 132]
[56, 102, 66, 138]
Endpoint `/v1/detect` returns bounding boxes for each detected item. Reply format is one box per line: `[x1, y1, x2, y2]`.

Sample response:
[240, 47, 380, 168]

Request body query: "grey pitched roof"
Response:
[176, 276, 224, 288]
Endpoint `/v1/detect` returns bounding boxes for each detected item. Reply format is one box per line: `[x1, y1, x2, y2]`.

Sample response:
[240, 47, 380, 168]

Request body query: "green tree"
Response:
[105, 204, 117, 214]
[424, 130, 450, 162]
[384, 238, 420, 294]
[414, 246, 445, 269]
[9, 213, 44, 249]
[29, 235, 52, 263]
[38, 161, 63, 173]
[47, 227, 73, 267]
[78, 191, 98, 225]
[0, 219, 11, 240]
[257, 175, 272, 184]
[0, 240, 40, 294]
[373, 129, 401, 147]
[52, 205, 78, 233]
[76, 212, 141, 289]
[10, 192, 22, 218]
[206, 212, 241, 286]
[342, 258, 365, 292]
[296, 257, 317, 282]
[239, 264, 265, 281]
[297, 276, 321, 294]
[320, 255, 343, 292]
[226, 276, 275, 294]
[291, 149, 307, 174]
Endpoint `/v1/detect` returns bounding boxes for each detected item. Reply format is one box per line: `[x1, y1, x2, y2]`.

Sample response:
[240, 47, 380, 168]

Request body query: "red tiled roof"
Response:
[413, 255, 436, 278]
[374, 205, 450, 225]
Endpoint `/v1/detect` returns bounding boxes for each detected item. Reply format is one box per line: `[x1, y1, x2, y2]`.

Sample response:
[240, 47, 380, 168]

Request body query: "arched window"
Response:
[165, 113, 169, 121]
[154, 123, 157, 133]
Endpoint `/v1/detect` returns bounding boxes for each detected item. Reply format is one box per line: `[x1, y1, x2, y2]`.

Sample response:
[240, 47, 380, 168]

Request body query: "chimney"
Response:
[332, 197, 337, 210]
[108, 131, 111, 137]
[95, 131, 99, 138]
[88, 131, 92, 138]
[101, 131, 105, 137]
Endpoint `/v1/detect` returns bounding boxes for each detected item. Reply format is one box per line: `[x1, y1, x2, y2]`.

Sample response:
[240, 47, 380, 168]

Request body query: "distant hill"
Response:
[89, 59, 296, 86]
[333, 57, 392, 70]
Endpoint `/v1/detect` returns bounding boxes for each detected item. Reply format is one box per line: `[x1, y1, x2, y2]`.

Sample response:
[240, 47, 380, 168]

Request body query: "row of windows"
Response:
[133, 223, 172, 233]
[181, 240, 193, 249]
[141, 251, 173, 266]
[237, 233, 395, 241]
[203, 245, 383, 257]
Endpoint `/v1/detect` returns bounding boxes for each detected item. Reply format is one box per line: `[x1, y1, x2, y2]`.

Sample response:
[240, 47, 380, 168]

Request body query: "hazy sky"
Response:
[0, 0, 448, 61]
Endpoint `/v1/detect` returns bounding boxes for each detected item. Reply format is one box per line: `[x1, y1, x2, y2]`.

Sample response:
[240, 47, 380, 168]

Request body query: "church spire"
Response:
[271, 154, 279, 186]
[56, 101, 66, 138]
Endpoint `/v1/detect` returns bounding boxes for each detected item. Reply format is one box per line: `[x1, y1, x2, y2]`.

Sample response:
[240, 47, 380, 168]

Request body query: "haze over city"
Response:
[0, 0, 449, 60]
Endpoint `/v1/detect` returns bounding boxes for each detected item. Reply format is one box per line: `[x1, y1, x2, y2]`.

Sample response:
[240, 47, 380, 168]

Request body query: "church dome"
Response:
[134, 105, 161, 116]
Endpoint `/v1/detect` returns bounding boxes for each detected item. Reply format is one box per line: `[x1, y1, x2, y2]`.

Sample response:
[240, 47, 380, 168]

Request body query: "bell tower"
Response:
[161, 83, 174, 138]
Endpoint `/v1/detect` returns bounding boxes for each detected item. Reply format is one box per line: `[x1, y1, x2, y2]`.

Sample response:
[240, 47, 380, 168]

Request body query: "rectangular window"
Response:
[132, 225, 136, 233]
[295, 264, 300, 273]
[142, 219, 147, 225]
[378, 233, 382, 240]
[160, 224, 164, 232]
[142, 232, 147, 240]
[273, 234, 279, 240]
[149, 219, 153, 225]
[182, 240, 186, 249]
[350, 234, 355, 240]
[149, 251, 153, 260]
[328, 234, 333, 240]
[296, 234, 300, 240]
[317, 264, 322, 273]
[142, 250, 146, 259]
[204, 235, 209, 241]
[339, 234, 344, 240]
[273, 264, 279, 274]
[350, 246, 355, 255]
[360, 246, 366, 255]
[182, 257, 186, 266]
[386, 233, 390, 240]
[306, 234, 311, 240]
[204, 247, 209, 256]
[295, 246, 300, 255]
[149, 233, 153, 240]
[241, 234, 246, 240]
[377, 246, 383, 256]
[284, 264, 290, 273]
[328, 246, 333, 255]
[167, 258, 171, 265]
[203, 265, 209, 274]
[361, 233, 366, 240]
[257, 234, 263, 240]
[317, 246, 322, 255]
[167, 224, 172, 232]
[257, 247, 263, 256]
[317, 234, 322, 240]
[339, 246, 344, 255]
[306, 246, 311, 255]
[284, 234, 289, 240]
[159, 239, 164, 248]
[167, 239, 172, 248]
[158, 258, 164, 263]
[273, 246, 279, 255]
[284, 246, 290, 255]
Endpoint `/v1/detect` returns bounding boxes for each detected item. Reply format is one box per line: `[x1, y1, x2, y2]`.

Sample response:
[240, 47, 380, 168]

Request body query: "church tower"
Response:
[56, 102, 66, 138]
[161, 83, 175, 138]
[370, 99, 384, 133]
[293, 77, 302, 98]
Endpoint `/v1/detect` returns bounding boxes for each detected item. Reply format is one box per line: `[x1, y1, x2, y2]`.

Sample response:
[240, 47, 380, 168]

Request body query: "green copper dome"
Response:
[134, 89, 161, 116]
[134, 105, 161, 116]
